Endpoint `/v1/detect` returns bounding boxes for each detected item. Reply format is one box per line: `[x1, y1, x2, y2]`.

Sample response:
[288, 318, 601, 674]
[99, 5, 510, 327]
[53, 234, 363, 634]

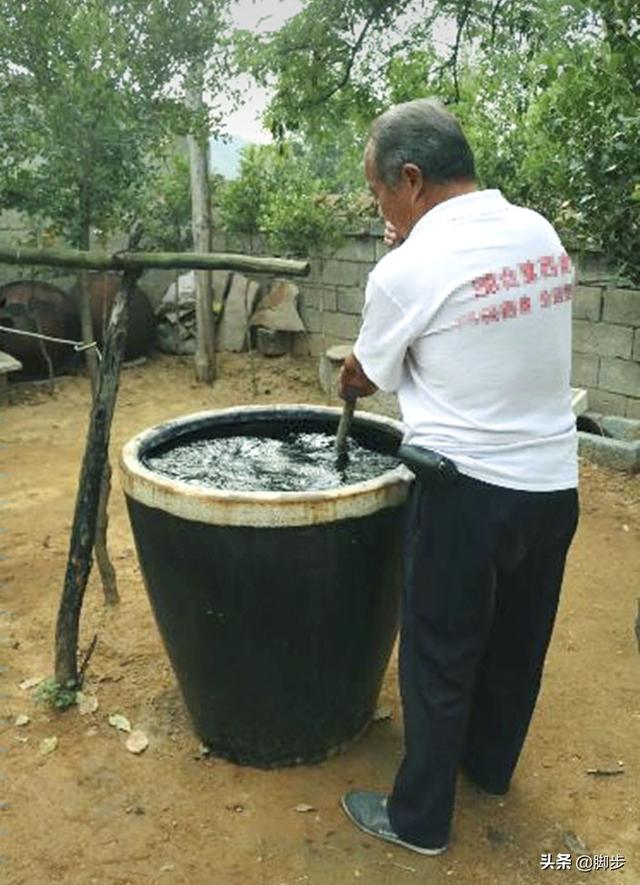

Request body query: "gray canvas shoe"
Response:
[340, 790, 447, 856]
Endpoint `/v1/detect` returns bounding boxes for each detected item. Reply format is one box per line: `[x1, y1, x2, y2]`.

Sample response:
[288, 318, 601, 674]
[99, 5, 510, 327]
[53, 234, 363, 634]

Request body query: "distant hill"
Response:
[209, 136, 252, 180]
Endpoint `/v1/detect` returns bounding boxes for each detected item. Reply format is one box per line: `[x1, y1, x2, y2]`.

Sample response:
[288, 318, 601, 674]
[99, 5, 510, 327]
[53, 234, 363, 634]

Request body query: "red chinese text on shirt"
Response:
[457, 284, 573, 329]
[473, 253, 573, 299]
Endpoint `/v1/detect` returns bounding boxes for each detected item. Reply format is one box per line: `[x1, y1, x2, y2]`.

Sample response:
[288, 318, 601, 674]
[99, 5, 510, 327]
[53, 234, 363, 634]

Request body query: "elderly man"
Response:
[339, 99, 579, 855]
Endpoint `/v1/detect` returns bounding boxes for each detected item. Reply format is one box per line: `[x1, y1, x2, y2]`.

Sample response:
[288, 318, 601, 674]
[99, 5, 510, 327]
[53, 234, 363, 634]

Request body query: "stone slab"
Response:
[159, 269, 230, 308]
[217, 274, 260, 352]
[310, 335, 353, 358]
[250, 281, 304, 333]
[0, 351, 22, 374]
[578, 432, 640, 473]
[326, 344, 352, 363]
[600, 415, 640, 442]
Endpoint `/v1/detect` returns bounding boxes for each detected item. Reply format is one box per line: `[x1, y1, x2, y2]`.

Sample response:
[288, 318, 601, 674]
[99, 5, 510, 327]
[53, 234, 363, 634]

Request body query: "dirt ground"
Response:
[1, 352, 639, 885]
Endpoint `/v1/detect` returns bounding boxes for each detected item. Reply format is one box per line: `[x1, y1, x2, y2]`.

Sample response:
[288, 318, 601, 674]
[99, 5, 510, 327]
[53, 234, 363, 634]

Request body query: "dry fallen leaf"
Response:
[294, 803, 316, 813]
[15, 714, 30, 727]
[126, 730, 149, 754]
[77, 692, 99, 715]
[564, 830, 587, 854]
[19, 677, 43, 691]
[39, 736, 58, 756]
[108, 713, 131, 733]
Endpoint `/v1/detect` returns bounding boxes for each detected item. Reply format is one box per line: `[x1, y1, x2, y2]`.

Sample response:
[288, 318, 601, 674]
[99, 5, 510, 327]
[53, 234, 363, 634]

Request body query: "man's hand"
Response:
[339, 353, 377, 401]
[383, 221, 404, 248]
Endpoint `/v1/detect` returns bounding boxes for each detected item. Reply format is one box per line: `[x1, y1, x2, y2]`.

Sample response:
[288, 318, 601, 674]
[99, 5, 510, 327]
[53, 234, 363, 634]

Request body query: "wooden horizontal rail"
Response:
[0, 245, 310, 277]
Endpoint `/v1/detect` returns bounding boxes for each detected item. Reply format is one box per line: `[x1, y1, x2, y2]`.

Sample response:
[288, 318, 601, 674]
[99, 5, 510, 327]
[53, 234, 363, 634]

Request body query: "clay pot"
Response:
[72, 271, 155, 360]
[0, 280, 79, 378]
[120, 405, 411, 767]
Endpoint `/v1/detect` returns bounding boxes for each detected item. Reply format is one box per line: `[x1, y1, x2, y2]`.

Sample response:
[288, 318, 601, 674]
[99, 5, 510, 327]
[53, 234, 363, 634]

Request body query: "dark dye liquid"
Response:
[144, 432, 400, 492]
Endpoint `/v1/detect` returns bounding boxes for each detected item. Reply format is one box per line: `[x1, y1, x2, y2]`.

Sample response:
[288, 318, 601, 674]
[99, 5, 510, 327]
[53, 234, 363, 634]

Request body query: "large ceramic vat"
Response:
[120, 404, 411, 767]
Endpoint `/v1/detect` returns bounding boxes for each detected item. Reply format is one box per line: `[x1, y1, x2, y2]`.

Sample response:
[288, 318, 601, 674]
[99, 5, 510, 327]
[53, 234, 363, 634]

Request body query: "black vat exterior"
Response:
[120, 405, 411, 768]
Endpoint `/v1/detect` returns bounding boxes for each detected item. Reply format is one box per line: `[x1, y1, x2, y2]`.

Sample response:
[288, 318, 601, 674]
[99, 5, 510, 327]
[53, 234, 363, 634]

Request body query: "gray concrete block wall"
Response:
[572, 320, 633, 359]
[570, 276, 640, 418]
[572, 285, 602, 321]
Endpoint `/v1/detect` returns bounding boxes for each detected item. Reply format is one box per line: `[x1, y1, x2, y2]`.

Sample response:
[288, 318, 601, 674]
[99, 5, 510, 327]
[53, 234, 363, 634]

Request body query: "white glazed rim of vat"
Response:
[119, 404, 413, 528]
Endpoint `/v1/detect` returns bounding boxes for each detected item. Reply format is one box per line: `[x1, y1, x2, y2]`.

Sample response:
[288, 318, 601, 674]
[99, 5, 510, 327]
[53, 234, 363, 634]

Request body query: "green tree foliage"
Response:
[139, 153, 204, 252]
[0, 0, 231, 248]
[217, 143, 354, 256]
[240, 0, 639, 279]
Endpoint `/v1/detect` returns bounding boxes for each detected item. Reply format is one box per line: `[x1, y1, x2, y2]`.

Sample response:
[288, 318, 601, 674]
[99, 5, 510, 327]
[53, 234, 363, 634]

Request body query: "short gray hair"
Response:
[368, 99, 476, 187]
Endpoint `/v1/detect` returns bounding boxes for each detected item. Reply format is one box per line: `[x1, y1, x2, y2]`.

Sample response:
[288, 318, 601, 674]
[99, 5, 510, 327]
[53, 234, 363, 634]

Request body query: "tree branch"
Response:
[450, 1, 472, 104]
[296, 2, 396, 111]
[489, 0, 506, 44]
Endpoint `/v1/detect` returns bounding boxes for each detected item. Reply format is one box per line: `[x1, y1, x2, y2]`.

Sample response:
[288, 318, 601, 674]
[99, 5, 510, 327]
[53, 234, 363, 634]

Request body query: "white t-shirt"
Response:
[354, 189, 578, 491]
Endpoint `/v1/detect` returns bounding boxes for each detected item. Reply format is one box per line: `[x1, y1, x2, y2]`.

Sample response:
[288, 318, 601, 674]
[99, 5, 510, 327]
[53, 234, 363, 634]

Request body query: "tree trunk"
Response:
[54, 269, 139, 685]
[188, 79, 216, 383]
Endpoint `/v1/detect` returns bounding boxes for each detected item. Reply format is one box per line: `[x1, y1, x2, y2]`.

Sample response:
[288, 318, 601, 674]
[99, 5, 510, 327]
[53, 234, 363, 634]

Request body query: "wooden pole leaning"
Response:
[54, 267, 141, 685]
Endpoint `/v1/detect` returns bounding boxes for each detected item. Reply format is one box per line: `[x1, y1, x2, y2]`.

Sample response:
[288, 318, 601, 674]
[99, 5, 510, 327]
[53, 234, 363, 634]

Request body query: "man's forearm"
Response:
[339, 353, 378, 400]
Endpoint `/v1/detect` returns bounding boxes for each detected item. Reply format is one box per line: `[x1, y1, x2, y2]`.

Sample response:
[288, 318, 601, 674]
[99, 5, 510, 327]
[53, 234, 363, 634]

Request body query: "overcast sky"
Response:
[220, 0, 304, 143]
[219, 0, 454, 144]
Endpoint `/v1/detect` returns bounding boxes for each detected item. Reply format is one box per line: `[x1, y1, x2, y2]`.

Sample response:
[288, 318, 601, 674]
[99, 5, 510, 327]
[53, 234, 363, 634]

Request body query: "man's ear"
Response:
[401, 163, 424, 195]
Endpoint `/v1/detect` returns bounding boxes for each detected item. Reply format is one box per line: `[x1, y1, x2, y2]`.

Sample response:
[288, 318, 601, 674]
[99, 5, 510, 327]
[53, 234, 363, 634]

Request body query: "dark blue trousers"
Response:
[387, 473, 579, 849]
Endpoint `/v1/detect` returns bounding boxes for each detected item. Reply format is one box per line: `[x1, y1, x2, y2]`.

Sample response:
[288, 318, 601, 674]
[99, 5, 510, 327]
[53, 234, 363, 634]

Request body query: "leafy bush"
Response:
[217, 143, 353, 256]
[35, 677, 78, 711]
[133, 153, 195, 252]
